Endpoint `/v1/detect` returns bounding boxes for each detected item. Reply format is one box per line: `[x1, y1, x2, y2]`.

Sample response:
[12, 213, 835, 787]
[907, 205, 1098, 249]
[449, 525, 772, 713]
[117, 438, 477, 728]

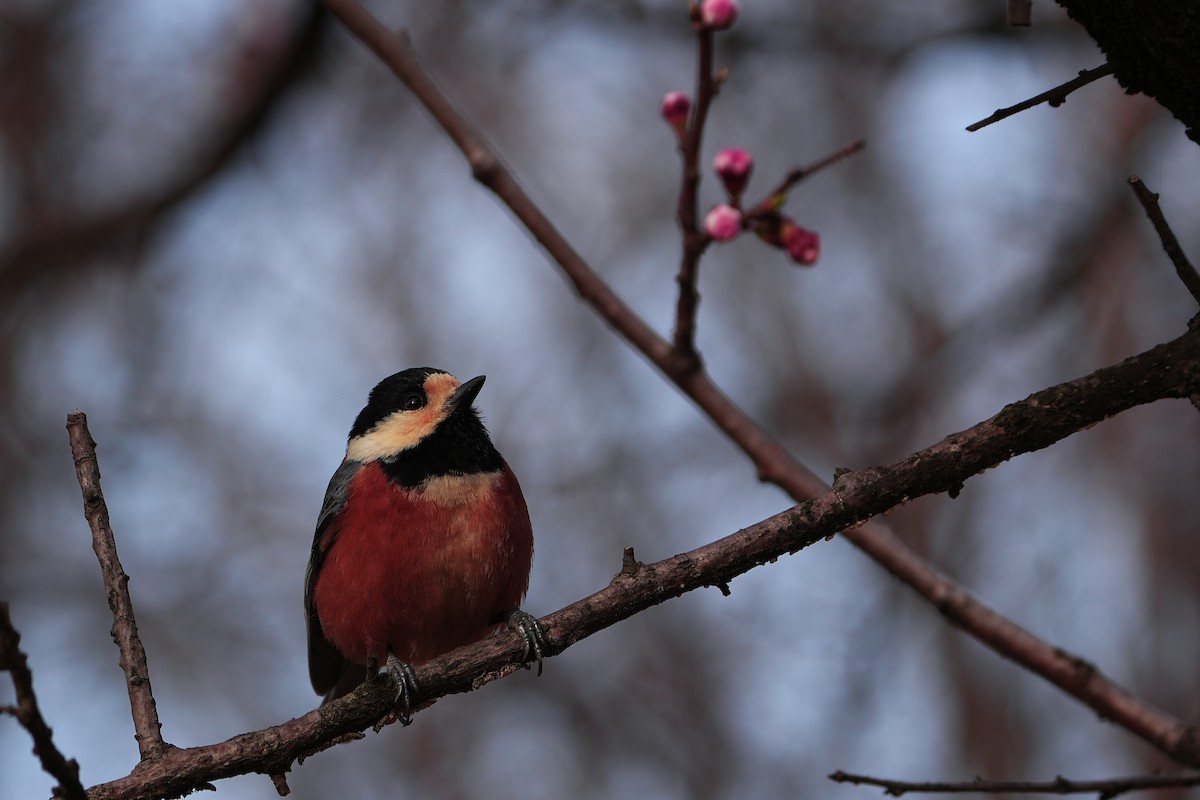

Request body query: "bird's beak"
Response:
[448, 375, 485, 411]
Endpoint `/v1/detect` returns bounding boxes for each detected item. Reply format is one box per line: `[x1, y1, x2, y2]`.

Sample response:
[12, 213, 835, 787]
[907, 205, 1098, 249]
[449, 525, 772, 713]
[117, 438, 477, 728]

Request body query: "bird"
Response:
[304, 367, 541, 717]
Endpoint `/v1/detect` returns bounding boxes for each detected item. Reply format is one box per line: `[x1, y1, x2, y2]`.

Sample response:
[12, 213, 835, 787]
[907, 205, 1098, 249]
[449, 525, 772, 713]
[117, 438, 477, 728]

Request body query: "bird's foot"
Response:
[502, 608, 547, 677]
[382, 654, 420, 726]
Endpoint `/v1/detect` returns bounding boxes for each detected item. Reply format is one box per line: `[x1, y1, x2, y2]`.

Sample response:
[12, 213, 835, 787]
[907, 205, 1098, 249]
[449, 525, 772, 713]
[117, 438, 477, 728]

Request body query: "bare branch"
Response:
[85, 326, 1200, 799]
[65, 412, 168, 760]
[320, 0, 1200, 768]
[967, 63, 1114, 132]
[0, 602, 87, 800]
[1128, 175, 1200, 307]
[829, 769, 1200, 798]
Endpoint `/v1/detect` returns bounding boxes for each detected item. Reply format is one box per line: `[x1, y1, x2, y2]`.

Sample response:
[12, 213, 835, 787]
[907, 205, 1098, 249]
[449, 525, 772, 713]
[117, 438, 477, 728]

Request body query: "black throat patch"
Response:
[377, 407, 504, 488]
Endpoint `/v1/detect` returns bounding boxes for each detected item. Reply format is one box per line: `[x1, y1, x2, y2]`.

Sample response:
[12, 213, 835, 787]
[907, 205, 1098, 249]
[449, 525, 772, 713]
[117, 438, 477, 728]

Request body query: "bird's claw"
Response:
[503, 608, 547, 677]
[383, 654, 420, 726]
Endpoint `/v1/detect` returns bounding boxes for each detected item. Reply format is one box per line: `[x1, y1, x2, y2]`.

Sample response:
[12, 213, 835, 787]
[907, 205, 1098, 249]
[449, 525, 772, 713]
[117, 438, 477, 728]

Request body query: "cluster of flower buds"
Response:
[701, 149, 821, 267]
[664, 0, 822, 268]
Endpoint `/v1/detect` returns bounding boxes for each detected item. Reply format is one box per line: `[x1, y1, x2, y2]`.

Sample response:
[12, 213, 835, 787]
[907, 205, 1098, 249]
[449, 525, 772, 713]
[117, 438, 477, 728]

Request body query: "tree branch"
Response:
[829, 769, 1200, 798]
[744, 138, 866, 219]
[671, 25, 717, 368]
[1128, 176, 1200, 307]
[1056, 0, 1200, 143]
[84, 324, 1200, 798]
[0, 602, 87, 800]
[320, 0, 1200, 768]
[967, 64, 1114, 132]
[66, 412, 167, 760]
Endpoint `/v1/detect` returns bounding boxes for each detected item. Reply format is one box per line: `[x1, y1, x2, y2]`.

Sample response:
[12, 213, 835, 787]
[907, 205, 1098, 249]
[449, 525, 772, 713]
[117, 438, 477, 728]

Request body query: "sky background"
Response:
[2, 1, 1199, 798]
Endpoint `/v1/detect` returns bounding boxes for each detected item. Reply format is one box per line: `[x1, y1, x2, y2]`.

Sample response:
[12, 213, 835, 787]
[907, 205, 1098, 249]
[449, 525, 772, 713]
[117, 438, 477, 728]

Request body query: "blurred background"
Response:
[2, 1, 1198, 798]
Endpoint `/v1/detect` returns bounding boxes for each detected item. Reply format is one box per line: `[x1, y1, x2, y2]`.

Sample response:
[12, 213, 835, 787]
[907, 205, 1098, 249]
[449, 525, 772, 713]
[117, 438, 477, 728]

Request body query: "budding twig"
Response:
[1128, 176, 1200, 307]
[671, 26, 719, 369]
[66, 412, 168, 760]
[829, 769, 1200, 798]
[1, 602, 87, 800]
[967, 63, 1114, 132]
[745, 138, 866, 219]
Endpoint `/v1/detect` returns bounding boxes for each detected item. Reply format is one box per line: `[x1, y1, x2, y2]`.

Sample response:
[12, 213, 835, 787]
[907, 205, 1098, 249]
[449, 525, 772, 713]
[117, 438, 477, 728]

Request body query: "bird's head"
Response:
[345, 368, 491, 466]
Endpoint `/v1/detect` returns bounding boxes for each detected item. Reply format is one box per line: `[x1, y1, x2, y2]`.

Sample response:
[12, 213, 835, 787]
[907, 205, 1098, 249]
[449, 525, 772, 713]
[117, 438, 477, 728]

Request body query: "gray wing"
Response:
[305, 458, 362, 697]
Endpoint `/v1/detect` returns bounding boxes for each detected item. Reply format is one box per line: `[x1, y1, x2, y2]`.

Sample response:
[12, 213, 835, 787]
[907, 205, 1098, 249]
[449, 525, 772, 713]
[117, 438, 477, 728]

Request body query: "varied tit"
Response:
[304, 368, 542, 718]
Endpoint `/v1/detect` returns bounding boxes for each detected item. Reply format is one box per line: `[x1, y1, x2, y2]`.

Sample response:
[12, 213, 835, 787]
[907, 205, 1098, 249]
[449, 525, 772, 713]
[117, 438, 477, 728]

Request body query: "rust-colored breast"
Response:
[312, 462, 532, 666]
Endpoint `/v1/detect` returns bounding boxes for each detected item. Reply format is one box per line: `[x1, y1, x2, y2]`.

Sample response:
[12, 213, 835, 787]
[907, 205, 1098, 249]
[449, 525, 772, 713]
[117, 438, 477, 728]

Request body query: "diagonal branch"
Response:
[745, 139, 866, 219]
[86, 325, 1200, 799]
[967, 63, 1114, 132]
[321, 0, 1200, 768]
[66, 412, 168, 761]
[1128, 175, 1200, 307]
[1, 602, 87, 800]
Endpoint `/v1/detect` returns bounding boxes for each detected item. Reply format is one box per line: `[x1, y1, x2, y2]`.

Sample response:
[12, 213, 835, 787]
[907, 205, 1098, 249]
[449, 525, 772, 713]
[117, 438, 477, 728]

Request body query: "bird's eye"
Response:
[402, 394, 425, 411]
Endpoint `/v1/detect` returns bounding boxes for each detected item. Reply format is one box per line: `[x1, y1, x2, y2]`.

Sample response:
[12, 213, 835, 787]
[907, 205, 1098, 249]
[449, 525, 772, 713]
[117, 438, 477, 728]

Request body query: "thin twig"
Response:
[66, 412, 168, 760]
[320, 0, 1200, 769]
[746, 138, 866, 219]
[967, 63, 1114, 131]
[670, 25, 717, 369]
[270, 773, 291, 796]
[0, 602, 87, 800]
[829, 769, 1200, 798]
[86, 326, 1200, 799]
[1128, 176, 1200, 307]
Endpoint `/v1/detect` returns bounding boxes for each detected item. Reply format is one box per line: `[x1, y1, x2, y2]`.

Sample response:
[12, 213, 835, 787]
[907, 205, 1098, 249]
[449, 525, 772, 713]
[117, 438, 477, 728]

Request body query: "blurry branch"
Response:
[1008, 0, 1032, 27]
[83, 327, 1200, 799]
[1127, 176, 1200, 307]
[324, 0, 1200, 767]
[744, 140, 866, 219]
[0, 602, 87, 800]
[967, 63, 1113, 132]
[0, 5, 328, 293]
[829, 769, 1200, 798]
[66, 412, 167, 761]
[321, 0, 1200, 769]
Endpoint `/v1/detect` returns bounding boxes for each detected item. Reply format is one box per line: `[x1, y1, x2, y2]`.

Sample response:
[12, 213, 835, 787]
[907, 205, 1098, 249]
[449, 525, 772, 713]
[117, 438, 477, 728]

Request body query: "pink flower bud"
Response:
[713, 147, 753, 199]
[781, 222, 820, 266]
[700, 0, 739, 30]
[704, 204, 743, 241]
[661, 91, 691, 136]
